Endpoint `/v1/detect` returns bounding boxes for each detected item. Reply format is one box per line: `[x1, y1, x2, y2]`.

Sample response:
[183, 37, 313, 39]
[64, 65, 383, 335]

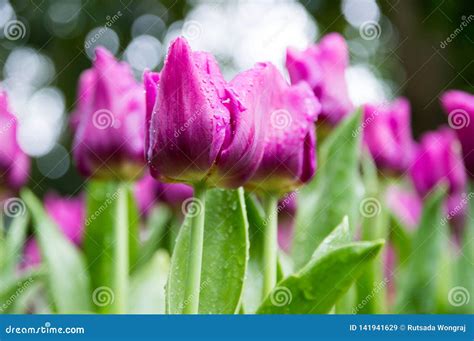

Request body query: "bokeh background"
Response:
[0, 0, 473, 196]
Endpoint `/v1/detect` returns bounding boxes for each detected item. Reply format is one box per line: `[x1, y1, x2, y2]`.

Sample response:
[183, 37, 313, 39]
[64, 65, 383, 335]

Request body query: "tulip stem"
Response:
[183, 182, 207, 314]
[262, 195, 279, 298]
[113, 183, 129, 314]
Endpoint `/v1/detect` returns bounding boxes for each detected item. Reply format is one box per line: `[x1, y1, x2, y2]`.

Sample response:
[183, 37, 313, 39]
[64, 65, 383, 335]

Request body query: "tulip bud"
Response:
[0, 91, 30, 191]
[286, 33, 353, 125]
[440, 90, 474, 178]
[363, 98, 414, 173]
[145, 37, 267, 188]
[410, 128, 467, 218]
[72, 48, 146, 180]
[245, 66, 320, 194]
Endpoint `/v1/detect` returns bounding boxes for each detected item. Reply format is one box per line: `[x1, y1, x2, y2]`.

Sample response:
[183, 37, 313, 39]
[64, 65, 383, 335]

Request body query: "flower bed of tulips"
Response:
[0, 33, 472, 315]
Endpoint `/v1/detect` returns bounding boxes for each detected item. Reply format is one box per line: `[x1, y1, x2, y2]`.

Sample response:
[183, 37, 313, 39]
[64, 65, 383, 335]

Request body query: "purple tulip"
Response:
[44, 193, 86, 246]
[245, 66, 320, 194]
[410, 127, 467, 215]
[440, 90, 474, 178]
[134, 173, 193, 215]
[0, 92, 30, 190]
[145, 37, 270, 188]
[363, 98, 414, 173]
[385, 185, 421, 230]
[72, 47, 146, 180]
[286, 33, 353, 125]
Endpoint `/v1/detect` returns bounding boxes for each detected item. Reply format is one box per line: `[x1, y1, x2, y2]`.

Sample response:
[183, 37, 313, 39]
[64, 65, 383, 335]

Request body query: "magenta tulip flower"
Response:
[134, 173, 193, 215]
[245, 67, 320, 194]
[363, 98, 414, 173]
[440, 90, 474, 178]
[410, 128, 467, 216]
[286, 33, 353, 125]
[145, 37, 272, 188]
[385, 185, 421, 230]
[0, 92, 30, 190]
[44, 193, 86, 245]
[72, 48, 146, 180]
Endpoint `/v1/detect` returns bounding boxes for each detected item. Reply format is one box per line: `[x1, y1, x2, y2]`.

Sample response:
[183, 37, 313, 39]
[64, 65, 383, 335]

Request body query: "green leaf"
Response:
[21, 189, 91, 313]
[83, 181, 140, 312]
[256, 240, 384, 314]
[128, 250, 170, 314]
[355, 154, 389, 314]
[167, 188, 249, 314]
[396, 185, 447, 313]
[135, 205, 172, 270]
[453, 185, 474, 314]
[293, 109, 363, 269]
[1, 213, 28, 276]
[311, 216, 351, 261]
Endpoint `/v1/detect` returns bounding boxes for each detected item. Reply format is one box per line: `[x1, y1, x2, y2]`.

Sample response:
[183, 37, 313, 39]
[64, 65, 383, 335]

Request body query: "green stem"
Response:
[113, 183, 129, 314]
[262, 195, 278, 298]
[183, 182, 207, 314]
